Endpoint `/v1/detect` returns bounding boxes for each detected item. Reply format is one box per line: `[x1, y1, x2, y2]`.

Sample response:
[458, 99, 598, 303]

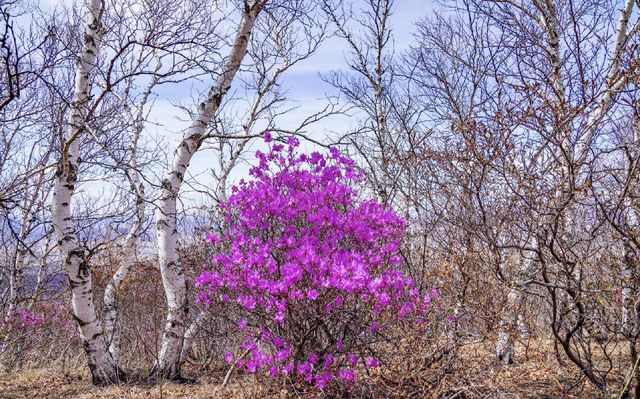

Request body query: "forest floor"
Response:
[0, 340, 613, 398]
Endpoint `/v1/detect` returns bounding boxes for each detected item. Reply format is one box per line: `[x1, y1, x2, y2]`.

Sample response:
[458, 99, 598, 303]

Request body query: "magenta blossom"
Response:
[196, 136, 435, 389]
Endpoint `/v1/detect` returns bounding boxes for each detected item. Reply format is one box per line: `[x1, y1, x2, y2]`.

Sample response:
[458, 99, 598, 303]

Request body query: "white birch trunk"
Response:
[178, 311, 207, 364]
[178, 56, 286, 361]
[6, 248, 25, 319]
[50, 0, 121, 385]
[102, 65, 158, 364]
[496, 238, 537, 365]
[8, 159, 50, 318]
[154, 1, 265, 380]
[622, 149, 640, 335]
[102, 141, 145, 364]
[574, 0, 638, 166]
[30, 239, 54, 309]
[621, 238, 636, 336]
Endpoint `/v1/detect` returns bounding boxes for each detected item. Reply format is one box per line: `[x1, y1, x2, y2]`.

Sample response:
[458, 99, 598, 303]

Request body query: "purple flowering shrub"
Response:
[0, 300, 74, 366]
[196, 135, 437, 389]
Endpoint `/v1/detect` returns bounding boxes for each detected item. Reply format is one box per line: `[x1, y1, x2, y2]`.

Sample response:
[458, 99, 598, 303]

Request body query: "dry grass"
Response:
[0, 368, 283, 399]
[0, 340, 619, 398]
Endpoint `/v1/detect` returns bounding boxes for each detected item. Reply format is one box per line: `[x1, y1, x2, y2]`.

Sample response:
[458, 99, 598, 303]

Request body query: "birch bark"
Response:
[496, 238, 537, 365]
[622, 108, 640, 335]
[493, 0, 638, 364]
[102, 65, 159, 364]
[50, 0, 122, 385]
[154, 0, 265, 380]
[102, 126, 145, 364]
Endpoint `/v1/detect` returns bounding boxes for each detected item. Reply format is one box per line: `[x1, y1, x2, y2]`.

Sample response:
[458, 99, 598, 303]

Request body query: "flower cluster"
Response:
[4, 308, 45, 329]
[196, 134, 436, 389]
[0, 301, 73, 354]
[2, 301, 70, 332]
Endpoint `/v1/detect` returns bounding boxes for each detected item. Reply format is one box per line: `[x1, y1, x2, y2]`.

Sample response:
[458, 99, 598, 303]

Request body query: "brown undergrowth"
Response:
[0, 339, 610, 399]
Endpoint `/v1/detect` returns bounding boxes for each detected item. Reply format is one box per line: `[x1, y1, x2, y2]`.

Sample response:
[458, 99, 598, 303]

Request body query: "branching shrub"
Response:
[196, 135, 436, 389]
[0, 300, 74, 369]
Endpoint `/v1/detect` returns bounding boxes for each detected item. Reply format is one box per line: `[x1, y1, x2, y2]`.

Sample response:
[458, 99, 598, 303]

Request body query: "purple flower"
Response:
[365, 357, 379, 368]
[315, 372, 332, 389]
[192, 143, 434, 390]
[238, 319, 248, 330]
[399, 301, 414, 317]
[276, 345, 291, 361]
[297, 361, 311, 376]
[282, 361, 294, 374]
[263, 131, 272, 142]
[378, 292, 390, 306]
[307, 288, 319, 300]
[347, 353, 358, 366]
[286, 136, 300, 147]
[338, 368, 356, 381]
[205, 232, 220, 243]
[246, 359, 258, 373]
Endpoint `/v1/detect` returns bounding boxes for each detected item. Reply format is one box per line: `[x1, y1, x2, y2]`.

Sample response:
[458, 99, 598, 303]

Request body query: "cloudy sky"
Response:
[140, 0, 434, 200]
[141, 0, 433, 138]
[41, 0, 435, 205]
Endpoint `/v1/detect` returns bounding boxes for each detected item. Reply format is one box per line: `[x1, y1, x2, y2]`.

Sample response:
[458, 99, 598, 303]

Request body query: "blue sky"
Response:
[141, 0, 435, 200]
[41, 0, 435, 203]
[143, 0, 433, 136]
[41, 0, 433, 139]
[275, 0, 433, 134]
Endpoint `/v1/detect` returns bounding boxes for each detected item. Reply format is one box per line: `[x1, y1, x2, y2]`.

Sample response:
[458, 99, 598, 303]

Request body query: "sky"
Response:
[139, 0, 434, 204]
[140, 0, 432, 134]
[39, 0, 434, 208]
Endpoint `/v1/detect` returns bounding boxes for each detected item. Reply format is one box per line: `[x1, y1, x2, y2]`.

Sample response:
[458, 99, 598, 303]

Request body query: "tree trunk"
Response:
[496, 238, 537, 365]
[154, 0, 265, 380]
[51, 0, 122, 385]
[102, 67, 155, 364]
[179, 311, 206, 364]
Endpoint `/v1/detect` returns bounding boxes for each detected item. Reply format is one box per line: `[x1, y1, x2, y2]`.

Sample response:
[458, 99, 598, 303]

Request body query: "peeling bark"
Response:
[154, 0, 266, 380]
[50, 0, 122, 386]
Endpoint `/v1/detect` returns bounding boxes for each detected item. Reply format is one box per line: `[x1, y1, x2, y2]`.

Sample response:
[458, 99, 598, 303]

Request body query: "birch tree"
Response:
[93, 0, 222, 366]
[440, 0, 640, 372]
[0, 5, 67, 366]
[154, 0, 268, 380]
[177, 1, 331, 365]
[322, 0, 402, 206]
[403, 2, 639, 384]
[50, 0, 124, 385]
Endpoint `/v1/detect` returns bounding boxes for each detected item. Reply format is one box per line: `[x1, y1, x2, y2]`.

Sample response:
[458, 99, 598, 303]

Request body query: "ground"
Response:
[0, 341, 613, 398]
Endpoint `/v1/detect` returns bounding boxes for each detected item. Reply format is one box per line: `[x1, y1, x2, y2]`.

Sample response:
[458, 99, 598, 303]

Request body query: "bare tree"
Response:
[153, 0, 269, 381]
[409, 0, 640, 391]
[50, 0, 124, 385]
